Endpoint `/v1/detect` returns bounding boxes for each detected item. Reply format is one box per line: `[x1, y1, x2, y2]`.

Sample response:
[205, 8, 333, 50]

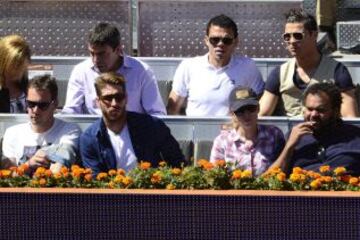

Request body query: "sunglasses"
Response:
[234, 105, 258, 116]
[100, 93, 125, 104]
[26, 100, 54, 111]
[209, 37, 234, 46]
[282, 32, 305, 42]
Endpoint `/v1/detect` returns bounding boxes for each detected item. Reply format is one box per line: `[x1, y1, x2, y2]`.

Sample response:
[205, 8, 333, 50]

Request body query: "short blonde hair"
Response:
[0, 35, 31, 88]
[94, 72, 126, 96]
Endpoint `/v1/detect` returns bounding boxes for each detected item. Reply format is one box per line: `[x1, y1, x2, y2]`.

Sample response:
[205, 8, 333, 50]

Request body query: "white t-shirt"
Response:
[107, 125, 137, 172]
[172, 54, 265, 116]
[2, 118, 81, 166]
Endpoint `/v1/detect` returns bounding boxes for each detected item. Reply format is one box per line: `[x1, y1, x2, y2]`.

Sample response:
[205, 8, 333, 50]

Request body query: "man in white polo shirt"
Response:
[167, 14, 264, 116]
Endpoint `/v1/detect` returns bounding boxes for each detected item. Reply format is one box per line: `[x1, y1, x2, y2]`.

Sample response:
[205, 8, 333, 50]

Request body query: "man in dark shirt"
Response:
[259, 9, 358, 117]
[270, 82, 360, 176]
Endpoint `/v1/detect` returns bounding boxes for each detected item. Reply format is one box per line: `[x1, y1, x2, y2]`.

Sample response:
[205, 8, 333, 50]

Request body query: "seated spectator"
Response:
[167, 14, 264, 116]
[1, 75, 81, 174]
[269, 83, 360, 176]
[0, 34, 31, 113]
[210, 87, 285, 176]
[62, 22, 166, 115]
[80, 72, 186, 176]
[259, 9, 358, 117]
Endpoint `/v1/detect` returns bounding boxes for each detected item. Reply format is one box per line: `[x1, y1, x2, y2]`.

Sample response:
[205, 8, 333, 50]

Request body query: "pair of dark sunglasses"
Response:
[26, 100, 54, 111]
[282, 32, 305, 42]
[100, 93, 125, 104]
[234, 105, 258, 116]
[209, 37, 234, 46]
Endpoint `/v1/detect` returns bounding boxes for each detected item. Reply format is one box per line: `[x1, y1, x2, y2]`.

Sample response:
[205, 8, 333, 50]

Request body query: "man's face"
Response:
[88, 44, 122, 73]
[205, 25, 238, 63]
[26, 87, 56, 128]
[303, 92, 338, 133]
[97, 83, 127, 122]
[283, 22, 317, 57]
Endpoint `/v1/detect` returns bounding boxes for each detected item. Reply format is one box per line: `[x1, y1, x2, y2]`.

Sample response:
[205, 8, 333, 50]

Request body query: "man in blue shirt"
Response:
[79, 72, 186, 176]
[270, 82, 360, 176]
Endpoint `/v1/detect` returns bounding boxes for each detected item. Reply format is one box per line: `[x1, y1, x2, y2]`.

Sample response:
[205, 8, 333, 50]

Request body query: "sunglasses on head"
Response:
[282, 32, 305, 42]
[100, 93, 125, 104]
[209, 37, 234, 46]
[234, 105, 258, 116]
[26, 100, 54, 111]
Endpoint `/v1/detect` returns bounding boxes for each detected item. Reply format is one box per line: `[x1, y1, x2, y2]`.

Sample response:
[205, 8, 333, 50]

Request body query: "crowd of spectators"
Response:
[1, 8, 360, 177]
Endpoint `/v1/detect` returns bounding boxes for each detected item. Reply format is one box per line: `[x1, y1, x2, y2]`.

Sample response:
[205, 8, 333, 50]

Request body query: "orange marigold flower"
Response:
[320, 176, 332, 183]
[241, 170, 252, 178]
[319, 165, 330, 173]
[232, 170, 242, 179]
[96, 172, 108, 181]
[108, 169, 117, 176]
[292, 167, 303, 174]
[334, 167, 346, 176]
[117, 169, 126, 176]
[15, 167, 26, 177]
[166, 184, 176, 190]
[84, 168, 92, 174]
[203, 162, 214, 170]
[159, 161, 167, 167]
[1, 170, 12, 178]
[289, 173, 300, 182]
[197, 159, 209, 168]
[114, 175, 124, 184]
[60, 166, 69, 176]
[122, 176, 133, 187]
[84, 174, 92, 182]
[267, 167, 282, 175]
[276, 172, 286, 182]
[140, 161, 151, 170]
[307, 171, 321, 179]
[35, 167, 46, 175]
[53, 173, 62, 179]
[214, 159, 226, 168]
[39, 178, 47, 187]
[310, 179, 321, 189]
[151, 171, 162, 184]
[71, 165, 80, 172]
[108, 181, 115, 189]
[349, 177, 359, 186]
[171, 168, 182, 176]
[45, 169, 52, 178]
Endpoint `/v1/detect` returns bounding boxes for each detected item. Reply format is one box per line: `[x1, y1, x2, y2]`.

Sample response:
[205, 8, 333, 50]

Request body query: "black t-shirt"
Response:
[265, 61, 354, 96]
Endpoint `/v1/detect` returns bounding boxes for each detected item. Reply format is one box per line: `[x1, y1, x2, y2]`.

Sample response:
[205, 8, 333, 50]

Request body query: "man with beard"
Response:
[62, 22, 166, 115]
[259, 9, 358, 117]
[269, 82, 360, 176]
[79, 72, 186, 176]
[167, 14, 264, 116]
[1, 75, 81, 173]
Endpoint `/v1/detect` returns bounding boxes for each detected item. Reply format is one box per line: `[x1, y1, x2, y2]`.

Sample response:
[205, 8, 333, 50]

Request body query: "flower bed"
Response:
[1, 160, 359, 191]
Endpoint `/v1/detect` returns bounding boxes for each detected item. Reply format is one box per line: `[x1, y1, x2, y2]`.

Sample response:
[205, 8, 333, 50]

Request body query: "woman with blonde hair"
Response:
[210, 86, 285, 176]
[0, 34, 31, 113]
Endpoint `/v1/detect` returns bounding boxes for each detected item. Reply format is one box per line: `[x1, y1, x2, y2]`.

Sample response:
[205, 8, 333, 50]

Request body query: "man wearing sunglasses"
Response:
[62, 22, 166, 115]
[259, 9, 358, 118]
[2, 75, 81, 173]
[210, 86, 285, 176]
[80, 72, 186, 176]
[167, 14, 264, 116]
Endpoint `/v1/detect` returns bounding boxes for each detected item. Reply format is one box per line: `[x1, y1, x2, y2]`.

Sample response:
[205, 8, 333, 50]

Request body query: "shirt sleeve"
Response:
[334, 62, 355, 90]
[248, 61, 265, 96]
[62, 65, 87, 114]
[139, 66, 167, 115]
[209, 134, 225, 162]
[171, 60, 189, 97]
[2, 128, 17, 164]
[265, 66, 281, 96]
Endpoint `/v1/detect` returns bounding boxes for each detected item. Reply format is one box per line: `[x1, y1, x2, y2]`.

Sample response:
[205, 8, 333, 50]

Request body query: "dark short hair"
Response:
[88, 22, 121, 49]
[28, 74, 58, 101]
[94, 72, 126, 97]
[285, 9, 318, 32]
[206, 14, 238, 38]
[303, 82, 342, 112]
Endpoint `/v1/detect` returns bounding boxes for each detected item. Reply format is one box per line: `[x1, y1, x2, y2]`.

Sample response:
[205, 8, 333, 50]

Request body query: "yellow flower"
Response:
[31, 179, 39, 186]
[1, 170, 12, 178]
[122, 176, 133, 187]
[117, 169, 126, 176]
[84, 173, 92, 182]
[96, 172, 108, 181]
[171, 168, 182, 176]
[53, 173, 62, 179]
[241, 170, 252, 178]
[140, 161, 151, 170]
[71, 165, 81, 172]
[334, 167, 346, 176]
[320, 176, 332, 183]
[232, 170, 242, 179]
[166, 184, 176, 190]
[306, 171, 321, 179]
[319, 165, 330, 173]
[108, 169, 117, 176]
[151, 171, 162, 184]
[349, 177, 359, 186]
[108, 181, 115, 189]
[276, 172, 286, 182]
[114, 175, 124, 184]
[310, 179, 321, 189]
[292, 167, 303, 174]
[34, 167, 46, 178]
[39, 178, 47, 187]
[289, 173, 300, 182]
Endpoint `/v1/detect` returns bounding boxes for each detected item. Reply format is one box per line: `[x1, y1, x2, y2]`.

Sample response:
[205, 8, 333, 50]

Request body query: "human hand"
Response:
[286, 122, 314, 148]
[27, 150, 50, 169]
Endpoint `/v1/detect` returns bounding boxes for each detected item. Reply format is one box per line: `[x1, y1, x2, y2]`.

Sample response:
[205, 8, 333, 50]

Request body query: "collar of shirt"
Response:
[90, 54, 131, 73]
[202, 53, 236, 72]
[229, 125, 268, 145]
